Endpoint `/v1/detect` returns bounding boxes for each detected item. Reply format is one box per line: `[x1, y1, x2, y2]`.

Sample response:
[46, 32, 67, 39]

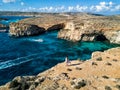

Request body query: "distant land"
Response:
[0, 11, 42, 16]
[0, 11, 106, 16]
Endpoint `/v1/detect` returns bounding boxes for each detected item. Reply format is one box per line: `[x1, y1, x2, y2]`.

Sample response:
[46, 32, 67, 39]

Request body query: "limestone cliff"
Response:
[104, 30, 120, 44]
[58, 15, 120, 44]
[9, 23, 45, 37]
[9, 14, 67, 37]
[9, 13, 120, 44]
[0, 47, 120, 90]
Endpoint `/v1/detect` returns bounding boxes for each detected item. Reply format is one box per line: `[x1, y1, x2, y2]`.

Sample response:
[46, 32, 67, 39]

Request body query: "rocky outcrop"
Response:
[104, 30, 120, 44]
[58, 15, 120, 44]
[9, 23, 45, 37]
[0, 24, 7, 29]
[70, 78, 87, 89]
[0, 17, 9, 32]
[9, 14, 67, 36]
[8, 13, 120, 44]
[0, 47, 120, 90]
[0, 24, 8, 32]
[18, 14, 68, 31]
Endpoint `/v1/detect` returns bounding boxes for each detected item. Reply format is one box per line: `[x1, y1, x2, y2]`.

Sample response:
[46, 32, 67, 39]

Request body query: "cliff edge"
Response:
[0, 47, 120, 90]
[58, 14, 120, 44]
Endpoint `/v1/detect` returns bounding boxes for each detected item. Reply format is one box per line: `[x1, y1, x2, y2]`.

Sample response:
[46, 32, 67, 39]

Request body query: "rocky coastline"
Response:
[9, 23, 45, 37]
[0, 17, 9, 32]
[0, 13, 120, 90]
[0, 24, 9, 32]
[57, 14, 120, 44]
[0, 47, 120, 90]
[8, 13, 120, 44]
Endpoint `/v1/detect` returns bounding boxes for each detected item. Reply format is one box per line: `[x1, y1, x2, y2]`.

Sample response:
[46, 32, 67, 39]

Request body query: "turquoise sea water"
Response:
[0, 16, 120, 85]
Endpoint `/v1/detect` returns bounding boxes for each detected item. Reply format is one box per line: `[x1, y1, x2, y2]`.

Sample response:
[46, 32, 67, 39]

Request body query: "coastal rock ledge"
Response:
[9, 23, 45, 37]
[0, 47, 120, 90]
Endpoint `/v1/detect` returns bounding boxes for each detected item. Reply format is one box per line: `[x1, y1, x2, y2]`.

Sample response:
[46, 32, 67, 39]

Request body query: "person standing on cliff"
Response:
[65, 56, 71, 66]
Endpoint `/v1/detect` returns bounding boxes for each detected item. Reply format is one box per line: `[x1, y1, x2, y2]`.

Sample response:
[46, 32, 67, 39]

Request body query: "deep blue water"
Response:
[0, 16, 30, 25]
[0, 16, 120, 85]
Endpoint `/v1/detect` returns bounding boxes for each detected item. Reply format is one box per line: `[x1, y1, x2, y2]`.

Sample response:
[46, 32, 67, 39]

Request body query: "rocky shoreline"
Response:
[0, 13, 120, 90]
[8, 13, 120, 44]
[0, 47, 120, 90]
[0, 24, 8, 32]
[9, 23, 45, 37]
[0, 18, 9, 32]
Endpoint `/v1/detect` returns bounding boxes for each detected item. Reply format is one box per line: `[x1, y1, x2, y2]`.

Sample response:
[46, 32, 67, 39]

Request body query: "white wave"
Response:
[29, 39, 43, 42]
[0, 53, 40, 70]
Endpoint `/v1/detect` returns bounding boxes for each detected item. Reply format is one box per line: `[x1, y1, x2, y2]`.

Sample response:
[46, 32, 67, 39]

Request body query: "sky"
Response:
[0, 0, 120, 15]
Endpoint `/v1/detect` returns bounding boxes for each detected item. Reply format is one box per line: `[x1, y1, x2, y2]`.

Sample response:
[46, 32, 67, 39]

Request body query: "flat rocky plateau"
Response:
[0, 47, 120, 90]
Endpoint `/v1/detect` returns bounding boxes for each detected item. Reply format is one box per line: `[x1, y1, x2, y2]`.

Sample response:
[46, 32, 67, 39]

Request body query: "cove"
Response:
[0, 16, 120, 85]
[0, 31, 120, 85]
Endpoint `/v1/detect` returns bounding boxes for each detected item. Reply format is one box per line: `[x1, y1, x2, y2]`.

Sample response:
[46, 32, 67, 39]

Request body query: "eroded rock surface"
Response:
[58, 14, 120, 44]
[9, 13, 120, 44]
[0, 47, 120, 90]
[9, 14, 67, 37]
[9, 22, 45, 37]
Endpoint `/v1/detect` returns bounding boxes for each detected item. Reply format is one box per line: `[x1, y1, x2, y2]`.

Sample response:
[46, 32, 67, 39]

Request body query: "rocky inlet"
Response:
[9, 13, 120, 44]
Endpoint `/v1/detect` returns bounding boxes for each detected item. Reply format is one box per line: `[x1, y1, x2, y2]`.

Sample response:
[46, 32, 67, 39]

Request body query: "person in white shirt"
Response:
[65, 56, 71, 66]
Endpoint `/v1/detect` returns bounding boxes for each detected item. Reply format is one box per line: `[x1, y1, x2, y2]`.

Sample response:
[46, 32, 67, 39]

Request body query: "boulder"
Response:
[70, 78, 87, 89]
[8, 76, 38, 90]
[9, 22, 45, 37]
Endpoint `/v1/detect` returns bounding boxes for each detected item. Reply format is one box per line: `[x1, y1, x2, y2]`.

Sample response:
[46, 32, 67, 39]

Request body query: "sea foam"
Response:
[30, 39, 43, 42]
